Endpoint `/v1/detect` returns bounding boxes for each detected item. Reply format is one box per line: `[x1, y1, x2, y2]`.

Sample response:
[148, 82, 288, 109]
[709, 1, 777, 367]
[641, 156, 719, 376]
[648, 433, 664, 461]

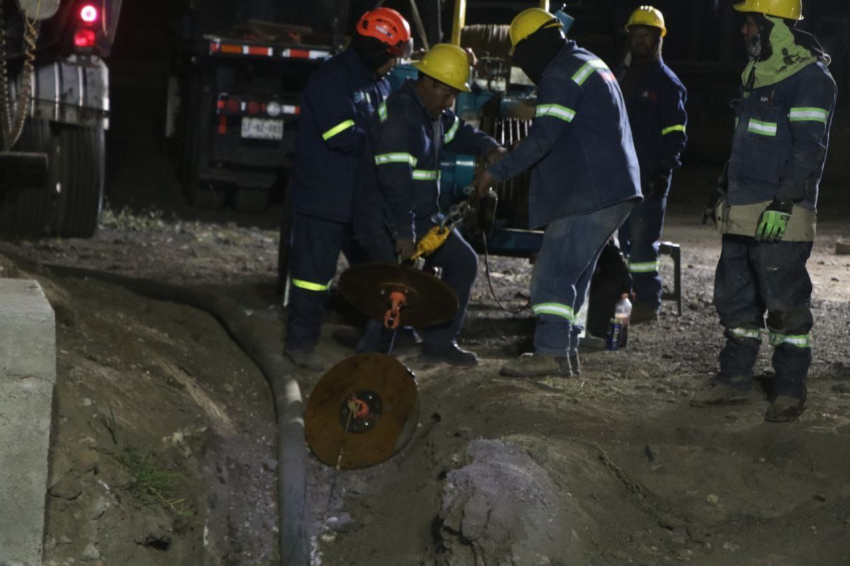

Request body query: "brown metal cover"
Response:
[305, 354, 420, 470]
[338, 262, 458, 328]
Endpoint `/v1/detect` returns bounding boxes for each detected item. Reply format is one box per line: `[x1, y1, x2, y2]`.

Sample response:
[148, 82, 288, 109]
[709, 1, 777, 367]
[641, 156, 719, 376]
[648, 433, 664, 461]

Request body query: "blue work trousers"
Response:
[284, 212, 368, 353]
[357, 220, 478, 350]
[532, 202, 633, 357]
[618, 193, 667, 311]
[713, 235, 814, 399]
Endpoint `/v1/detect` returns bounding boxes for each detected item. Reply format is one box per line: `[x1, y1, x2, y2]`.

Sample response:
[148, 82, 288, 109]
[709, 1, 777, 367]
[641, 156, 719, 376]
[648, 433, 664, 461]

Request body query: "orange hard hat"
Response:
[355, 8, 413, 55]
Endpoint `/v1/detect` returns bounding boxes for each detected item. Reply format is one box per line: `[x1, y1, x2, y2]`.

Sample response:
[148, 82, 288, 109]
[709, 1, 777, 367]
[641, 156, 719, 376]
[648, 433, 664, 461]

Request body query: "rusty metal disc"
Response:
[338, 262, 458, 328]
[305, 354, 420, 470]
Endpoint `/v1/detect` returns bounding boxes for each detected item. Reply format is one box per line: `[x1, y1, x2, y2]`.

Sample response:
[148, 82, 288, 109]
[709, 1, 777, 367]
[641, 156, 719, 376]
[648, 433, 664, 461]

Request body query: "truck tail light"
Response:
[247, 101, 261, 115]
[79, 4, 99, 24]
[74, 29, 96, 48]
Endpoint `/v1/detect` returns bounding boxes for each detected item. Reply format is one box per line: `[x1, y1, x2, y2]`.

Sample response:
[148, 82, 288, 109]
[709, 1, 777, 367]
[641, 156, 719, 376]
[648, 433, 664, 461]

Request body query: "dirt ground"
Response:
[1, 180, 849, 565]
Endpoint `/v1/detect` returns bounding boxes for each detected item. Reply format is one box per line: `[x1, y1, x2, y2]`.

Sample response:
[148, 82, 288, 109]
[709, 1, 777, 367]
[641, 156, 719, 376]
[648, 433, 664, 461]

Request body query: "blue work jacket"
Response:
[489, 41, 642, 229]
[727, 61, 836, 209]
[614, 57, 688, 187]
[290, 48, 390, 223]
[367, 79, 499, 240]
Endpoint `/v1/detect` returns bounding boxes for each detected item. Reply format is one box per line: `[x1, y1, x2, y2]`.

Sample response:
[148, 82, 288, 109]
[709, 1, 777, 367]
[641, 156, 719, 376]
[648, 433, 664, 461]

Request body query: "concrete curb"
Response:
[0, 279, 56, 566]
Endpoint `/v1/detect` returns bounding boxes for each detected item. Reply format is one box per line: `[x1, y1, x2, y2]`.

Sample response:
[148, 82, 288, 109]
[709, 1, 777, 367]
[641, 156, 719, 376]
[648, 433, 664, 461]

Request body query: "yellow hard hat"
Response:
[733, 0, 803, 20]
[509, 8, 563, 48]
[413, 43, 471, 92]
[626, 6, 667, 37]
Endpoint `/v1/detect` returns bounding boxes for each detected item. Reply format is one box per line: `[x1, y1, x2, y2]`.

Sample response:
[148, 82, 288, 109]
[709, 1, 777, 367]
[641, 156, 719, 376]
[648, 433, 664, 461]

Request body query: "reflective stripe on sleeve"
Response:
[292, 278, 332, 292]
[747, 119, 778, 137]
[788, 107, 829, 123]
[572, 59, 613, 85]
[535, 104, 576, 123]
[375, 153, 418, 166]
[532, 302, 575, 321]
[412, 169, 440, 181]
[322, 119, 355, 141]
[378, 101, 388, 123]
[662, 124, 686, 135]
[444, 116, 460, 144]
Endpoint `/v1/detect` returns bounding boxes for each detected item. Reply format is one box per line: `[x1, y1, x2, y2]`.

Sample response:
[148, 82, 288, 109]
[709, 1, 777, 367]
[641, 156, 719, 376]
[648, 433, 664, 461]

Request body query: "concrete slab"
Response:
[0, 279, 56, 566]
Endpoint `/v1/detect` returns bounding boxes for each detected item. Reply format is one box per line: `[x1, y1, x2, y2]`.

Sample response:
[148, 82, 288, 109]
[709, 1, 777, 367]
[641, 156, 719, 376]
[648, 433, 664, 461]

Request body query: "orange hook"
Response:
[347, 396, 370, 419]
[383, 291, 408, 330]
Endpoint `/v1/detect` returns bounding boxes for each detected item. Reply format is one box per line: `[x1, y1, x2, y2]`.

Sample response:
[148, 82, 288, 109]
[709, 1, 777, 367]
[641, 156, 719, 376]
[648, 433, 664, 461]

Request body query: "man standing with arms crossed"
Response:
[691, 0, 836, 422]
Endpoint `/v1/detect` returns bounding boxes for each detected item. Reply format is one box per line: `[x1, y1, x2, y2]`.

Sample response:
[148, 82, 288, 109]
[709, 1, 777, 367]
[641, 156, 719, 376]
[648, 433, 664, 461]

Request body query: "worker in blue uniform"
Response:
[691, 0, 836, 422]
[615, 6, 688, 324]
[474, 8, 642, 378]
[283, 8, 412, 371]
[356, 44, 506, 366]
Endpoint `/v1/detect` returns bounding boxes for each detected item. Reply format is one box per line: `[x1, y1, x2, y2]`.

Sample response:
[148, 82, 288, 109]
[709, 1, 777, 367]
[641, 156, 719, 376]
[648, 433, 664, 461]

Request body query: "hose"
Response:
[481, 232, 529, 315]
[43, 264, 310, 566]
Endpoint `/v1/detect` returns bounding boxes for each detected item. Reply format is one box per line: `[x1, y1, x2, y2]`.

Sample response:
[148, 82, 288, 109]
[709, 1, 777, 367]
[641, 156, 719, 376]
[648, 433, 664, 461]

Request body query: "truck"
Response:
[165, 1, 356, 212]
[0, 0, 119, 238]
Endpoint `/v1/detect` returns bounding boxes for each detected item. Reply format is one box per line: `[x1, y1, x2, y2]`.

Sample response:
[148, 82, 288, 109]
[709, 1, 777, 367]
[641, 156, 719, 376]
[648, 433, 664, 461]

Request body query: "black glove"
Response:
[395, 238, 416, 260]
[645, 168, 672, 199]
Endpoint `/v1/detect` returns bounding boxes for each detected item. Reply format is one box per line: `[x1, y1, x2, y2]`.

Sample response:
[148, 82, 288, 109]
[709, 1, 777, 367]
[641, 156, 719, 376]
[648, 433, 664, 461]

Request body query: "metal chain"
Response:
[317, 401, 356, 543]
[0, 7, 40, 150]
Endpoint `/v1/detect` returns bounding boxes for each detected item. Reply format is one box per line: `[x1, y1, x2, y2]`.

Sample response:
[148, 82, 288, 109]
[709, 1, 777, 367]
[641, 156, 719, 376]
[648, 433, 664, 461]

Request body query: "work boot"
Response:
[420, 341, 479, 367]
[284, 348, 327, 372]
[690, 381, 751, 407]
[500, 353, 572, 378]
[765, 395, 806, 423]
[631, 302, 659, 325]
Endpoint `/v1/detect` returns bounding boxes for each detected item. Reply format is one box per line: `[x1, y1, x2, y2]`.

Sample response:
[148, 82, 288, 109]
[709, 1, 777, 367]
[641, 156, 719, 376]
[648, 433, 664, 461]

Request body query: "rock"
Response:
[326, 512, 355, 533]
[659, 513, 686, 530]
[831, 383, 850, 394]
[706, 494, 719, 505]
[49, 475, 84, 500]
[836, 240, 850, 255]
[75, 449, 101, 474]
[59, 535, 73, 545]
[437, 440, 595, 565]
[48, 452, 74, 488]
[81, 543, 100, 561]
[88, 496, 109, 519]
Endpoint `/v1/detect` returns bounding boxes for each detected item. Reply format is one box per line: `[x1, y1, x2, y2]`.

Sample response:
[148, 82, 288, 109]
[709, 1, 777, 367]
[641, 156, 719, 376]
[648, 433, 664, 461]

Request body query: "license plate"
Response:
[240, 118, 284, 140]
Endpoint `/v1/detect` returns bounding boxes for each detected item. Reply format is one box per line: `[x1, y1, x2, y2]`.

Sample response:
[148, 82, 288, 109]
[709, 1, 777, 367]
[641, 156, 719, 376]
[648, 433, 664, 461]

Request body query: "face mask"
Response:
[746, 33, 762, 60]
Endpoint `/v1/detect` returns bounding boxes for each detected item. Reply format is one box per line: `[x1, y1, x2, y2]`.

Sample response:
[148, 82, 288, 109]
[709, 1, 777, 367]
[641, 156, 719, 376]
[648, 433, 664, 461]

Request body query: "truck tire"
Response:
[52, 125, 105, 238]
[0, 119, 54, 239]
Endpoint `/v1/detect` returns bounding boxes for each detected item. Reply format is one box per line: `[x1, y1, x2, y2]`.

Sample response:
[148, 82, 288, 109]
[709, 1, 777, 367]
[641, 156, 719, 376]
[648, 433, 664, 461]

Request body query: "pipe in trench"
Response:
[45, 265, 310, 566]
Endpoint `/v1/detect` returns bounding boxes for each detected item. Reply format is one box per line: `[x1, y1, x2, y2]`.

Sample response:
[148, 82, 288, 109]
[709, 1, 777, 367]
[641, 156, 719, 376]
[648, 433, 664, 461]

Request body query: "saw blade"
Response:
[305, 353, 420, 470]
[338, 262, 458, 328]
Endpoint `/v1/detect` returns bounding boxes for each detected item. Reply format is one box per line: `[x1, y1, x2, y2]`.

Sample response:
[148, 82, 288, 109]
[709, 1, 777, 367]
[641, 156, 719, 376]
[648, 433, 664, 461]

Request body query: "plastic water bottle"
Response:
[606, 294, 632, 351]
